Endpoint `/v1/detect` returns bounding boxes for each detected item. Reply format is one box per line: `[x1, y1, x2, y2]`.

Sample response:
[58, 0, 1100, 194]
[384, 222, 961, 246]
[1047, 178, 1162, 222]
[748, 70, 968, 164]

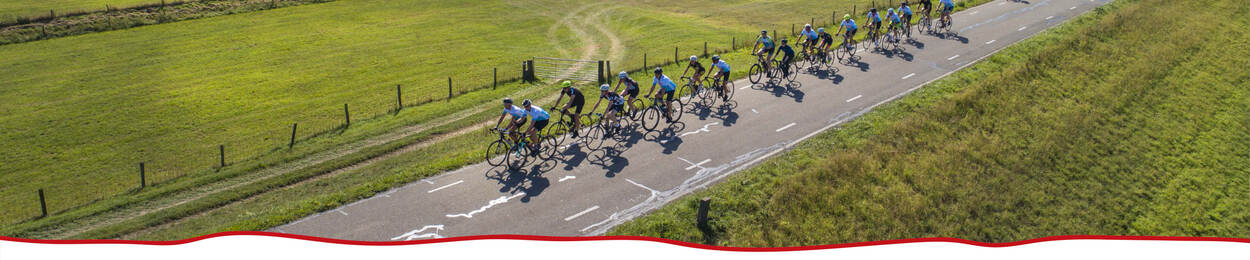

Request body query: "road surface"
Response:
[274, 0, 1112, 241]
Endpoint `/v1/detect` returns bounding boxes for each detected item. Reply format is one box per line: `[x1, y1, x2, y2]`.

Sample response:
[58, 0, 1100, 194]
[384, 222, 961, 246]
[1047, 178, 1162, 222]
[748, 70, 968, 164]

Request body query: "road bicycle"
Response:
[486, 128, 554, 169]
[640, 94, 684, 131]
[582, 109, 630, 150]
[701, 73, 735, 105]
[883, 25, 903, 52]
[835, 34, 859, 62]
[680, 76, 712, 106]
[545, 107, 581, 147]
[937, 13, 954, 35]
[919, 12, 934, 34]
[860, 25, 882, 51]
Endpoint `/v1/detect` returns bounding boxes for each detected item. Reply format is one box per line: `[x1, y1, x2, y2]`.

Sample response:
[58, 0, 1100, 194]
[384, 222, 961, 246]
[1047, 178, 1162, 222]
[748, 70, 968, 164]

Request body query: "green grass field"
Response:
[609, 0, 1250, 245]
[1, 0, 159, 22]
[0, 0, 921, 226]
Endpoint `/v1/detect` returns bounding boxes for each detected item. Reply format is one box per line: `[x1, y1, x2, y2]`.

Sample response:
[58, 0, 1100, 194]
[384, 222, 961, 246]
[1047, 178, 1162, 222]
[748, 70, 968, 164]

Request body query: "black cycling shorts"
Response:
[532, 119, 549, 132]
[568, 96, 585, 114]
[511, 117, 528, 128]
[719, 71, 730, 83]
[609, 103, 625, 114]
[626, 87, 640, 99]
[661, 89, 675, 101]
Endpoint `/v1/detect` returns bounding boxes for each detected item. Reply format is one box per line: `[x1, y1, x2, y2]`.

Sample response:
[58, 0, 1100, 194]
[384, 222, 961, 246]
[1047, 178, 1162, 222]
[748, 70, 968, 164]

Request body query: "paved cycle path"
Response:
[274, 0, 1112, 241]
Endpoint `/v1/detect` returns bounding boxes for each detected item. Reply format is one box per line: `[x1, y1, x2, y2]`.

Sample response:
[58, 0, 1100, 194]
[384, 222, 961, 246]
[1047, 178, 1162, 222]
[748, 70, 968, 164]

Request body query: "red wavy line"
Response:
[1, 232, 1248, 251]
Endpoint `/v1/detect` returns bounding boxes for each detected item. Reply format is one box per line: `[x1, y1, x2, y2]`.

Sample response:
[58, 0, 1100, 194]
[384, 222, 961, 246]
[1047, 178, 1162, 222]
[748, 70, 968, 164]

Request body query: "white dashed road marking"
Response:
[1071, 6, 1077, 10]
[948, 55, 960, 60]
[986, 40, 997, 45]
[846, 95, 863, 103]
[902, 73, 915, 80]
[739, 85, 751, 90]
[1046, 16, 1055, 20]
[776, 123, 796, 132]
[559, 176, 576, 182]
[565, 206, 600, 221]
[1018, 26, 1027, 31]
[428, 180, 464, 193]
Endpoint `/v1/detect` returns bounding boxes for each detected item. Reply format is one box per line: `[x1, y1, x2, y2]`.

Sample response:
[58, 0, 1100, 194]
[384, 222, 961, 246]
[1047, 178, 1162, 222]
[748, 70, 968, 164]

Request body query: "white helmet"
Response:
[689, 55, 698, 62]
[600, 84, 611, 91]
[805, 24, 812, 29]
[618, 71, 628, 79]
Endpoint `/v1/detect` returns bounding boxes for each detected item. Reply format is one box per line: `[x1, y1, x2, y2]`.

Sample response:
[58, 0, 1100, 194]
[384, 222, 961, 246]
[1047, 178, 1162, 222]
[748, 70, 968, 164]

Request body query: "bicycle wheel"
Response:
[667, 99, 685, 123]
[629, 98, 646, 121]
[540, 134, 560, 160]
[641, 106, 661, 131]
[545, 120, 567, 147]
[505, 142, 528, 169]
[722, 80, 736, 102]
[486, 140, 509, 167]
[584, 124, 606, 150]
[783, 62, 799, 82]
[748, 64, 763, 84]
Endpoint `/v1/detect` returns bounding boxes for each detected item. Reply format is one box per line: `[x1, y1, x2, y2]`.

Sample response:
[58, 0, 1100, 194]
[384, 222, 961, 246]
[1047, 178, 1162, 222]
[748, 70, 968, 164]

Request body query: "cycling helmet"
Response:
[653, 67, 663, 74]
[888, 8, 895, 13]
[689, 55, 698, 62]
[711, 55, 720, 61]
[818, 28, 825, 33]
[761, 30, 768, 34]
[522, 99, 532, 106]
[781, 38, 788, 43]
[870, 8, 877, 13]
[600, 84, 610, 91]
[618, 71, 628, 79]
[503, 98, 513, 104]
[844, 14, 851, 20]
[561, 80, 572, 88]
[804, 24, 812, 28]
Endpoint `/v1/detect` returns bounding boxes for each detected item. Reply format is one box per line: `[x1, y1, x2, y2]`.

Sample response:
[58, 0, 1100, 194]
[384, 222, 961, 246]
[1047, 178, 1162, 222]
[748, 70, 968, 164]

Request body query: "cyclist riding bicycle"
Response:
[799, 24, 819, 55]
[838, 14, 859, 47]
[588, 84, 628, 137]
[940, 0, 955, 27]
[777, 39, 796, 78]
[817, 27, 835, 54]
[493, 98, 528, 142]
[900, 2, 914, 36]
[921, 0, 934, 20]
[710, 55, 731, 101]
[647, 67, 679, 122]
[753, 30, 777, 73]
[552, 80, 586, 138]
[681, 55, 706, 88]
[615, 71, 642, 116]
[866, 8, 883, 43]
[521, 99, 550, 154]
[887, 8, 903, 42]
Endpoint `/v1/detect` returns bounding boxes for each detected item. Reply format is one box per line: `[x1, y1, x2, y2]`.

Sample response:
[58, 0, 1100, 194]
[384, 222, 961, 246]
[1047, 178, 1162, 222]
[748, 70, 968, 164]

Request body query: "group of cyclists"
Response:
[491, 0, 959, 157]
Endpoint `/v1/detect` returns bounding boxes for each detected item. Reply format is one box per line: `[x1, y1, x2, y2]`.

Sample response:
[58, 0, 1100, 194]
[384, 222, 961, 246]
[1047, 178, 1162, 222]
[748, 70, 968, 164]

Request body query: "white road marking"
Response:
[751, 109, 759, 114]
[337, 209, 349, 216]
[1018, 26, 1027, 31]
[1071, 6, 1077, 10]
[776, 123, 797, 132]
[391, 225, 445, 241]
[739, 85, 751, 90]
[427, 180, 464, 193]
[986, 40, 997, 45]
[1046, 16, 1055, 20]
[901, 73, 915, 80]
[948, 55, 960, 60]
[559, 176, 576, 182]
[445, 193, 525, 218]
[685, 159, 711, 170]
[846, 95, 863, 103]
[565, 206, 600, 221]
[970, 11, 979, 15]
[998, 2, 1007, 6]
[679, 122, 718, 138]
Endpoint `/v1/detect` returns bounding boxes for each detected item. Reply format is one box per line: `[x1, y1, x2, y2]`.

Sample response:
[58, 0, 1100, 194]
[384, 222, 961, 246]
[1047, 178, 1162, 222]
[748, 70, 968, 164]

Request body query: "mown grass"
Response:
[0, 0, 967, 226]
[609, 0, 1250, 245]
[1, 0, 161, 23]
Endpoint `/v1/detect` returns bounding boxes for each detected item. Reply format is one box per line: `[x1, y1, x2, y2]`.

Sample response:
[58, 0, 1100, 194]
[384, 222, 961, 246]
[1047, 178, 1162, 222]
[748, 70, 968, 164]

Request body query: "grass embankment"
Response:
[1, 0, 986, 238]
[1, 0, 159, 23]
[610, 0, 1250, 245]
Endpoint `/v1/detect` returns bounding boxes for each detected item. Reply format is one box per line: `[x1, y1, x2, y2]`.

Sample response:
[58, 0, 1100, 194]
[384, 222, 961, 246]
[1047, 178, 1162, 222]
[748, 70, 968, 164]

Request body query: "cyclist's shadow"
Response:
[646, 122, 687, 154]
[906, 39, 926, 50]
[587, 145, 631, 178]
[484, 165, 550, 203]
[883, 48, 915, 62]
[937, 32, 969, 44]
[558, 142, 591, 171]
[764, 81, 805, 103]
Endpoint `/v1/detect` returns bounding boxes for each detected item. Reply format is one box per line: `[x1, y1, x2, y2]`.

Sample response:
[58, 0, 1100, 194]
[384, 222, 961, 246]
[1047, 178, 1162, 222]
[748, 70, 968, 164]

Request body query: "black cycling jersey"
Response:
[689, 62, 706, 74]
[921, 0, 933, 11]
[563, 87, 585, 104]
[620, 77, 639, 90]
[819, 32, 834, 44]
[779, 45, 795, 59]
[602, 92, 626, 105]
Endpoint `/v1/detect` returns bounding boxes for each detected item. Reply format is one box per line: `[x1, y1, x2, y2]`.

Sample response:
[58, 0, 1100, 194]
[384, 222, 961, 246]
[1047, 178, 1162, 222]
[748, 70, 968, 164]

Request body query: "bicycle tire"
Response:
[584, 125, 605, 150]
[641, 106, 660, 131]
[486, 140, 508, 167]
[748, 64, 763, 84]
[629, 98, 645, 121]
[668, 99, 685, 123]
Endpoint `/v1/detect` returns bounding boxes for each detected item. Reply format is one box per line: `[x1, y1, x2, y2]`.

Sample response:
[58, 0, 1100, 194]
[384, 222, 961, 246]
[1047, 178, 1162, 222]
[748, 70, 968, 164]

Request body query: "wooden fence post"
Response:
[289, 123, 298, 149]
[139, 162, 146, 188]
[219, 144, 226, 167]
[674, 46, 679, 64]
[606, 61, 612, 85]
[493, 68, 498, 90]
[343, 104, 351, 126]
[38, 189, 47, 218]
[447, 77, 453, 99]
[396, 84, 403, 110]
[704, 42, 708, 56]
[597, 60, 605, 84]
[643, 52, 647, 69]
[697, 197, 711, 230]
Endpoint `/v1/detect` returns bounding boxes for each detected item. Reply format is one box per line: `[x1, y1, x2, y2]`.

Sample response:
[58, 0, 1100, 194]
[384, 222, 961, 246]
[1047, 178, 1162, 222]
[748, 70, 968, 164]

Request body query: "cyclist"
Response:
[900, 2, 914, 38]
[646, 67, 679, 122]
[680, 55, 706, 90]
[752, 30, 776, 73]
[817, 27, 835, 57]
[838, 14, 859, 49]
[552, 80, 586, 138]
[521, 99, 550, 154]
[777, 38, 796, 78]
[887, 8, 903, 43]
[587, 84, 628, 137]
[493, 98, 528, 143]
[799, 24, 820, 55]
[710, 55, 731, 101]
[865, 8, 883, 45]
[615, 71, 642, 116]
[921, 0, 934, 23]
[940, 0, 955, 29]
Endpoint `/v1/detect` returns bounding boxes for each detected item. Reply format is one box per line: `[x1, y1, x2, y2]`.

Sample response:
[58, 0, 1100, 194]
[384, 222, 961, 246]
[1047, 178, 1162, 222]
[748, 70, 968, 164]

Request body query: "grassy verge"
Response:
[609, 0, 1250, 245]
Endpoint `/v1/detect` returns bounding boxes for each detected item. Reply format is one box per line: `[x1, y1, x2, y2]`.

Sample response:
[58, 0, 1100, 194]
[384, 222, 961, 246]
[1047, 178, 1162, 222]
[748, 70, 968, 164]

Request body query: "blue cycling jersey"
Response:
[504, 105, 526, 118]
[526, 106, 550, 121]
[715, 61, 730, 72]
[889, 12, 901, 23]
[869, 12, 882, 23]
[941, 0, 954, 8]
[842, 19, 858, 31]
[802, 30, 819, 40]
[759, 36, 775, 48]
[902, 6, 913, 16]
[653, 75, 677, 92]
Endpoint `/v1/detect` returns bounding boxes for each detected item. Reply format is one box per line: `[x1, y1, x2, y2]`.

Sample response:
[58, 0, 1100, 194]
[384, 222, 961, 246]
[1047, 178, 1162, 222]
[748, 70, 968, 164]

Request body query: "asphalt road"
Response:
[274, 0, 1112, 241]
